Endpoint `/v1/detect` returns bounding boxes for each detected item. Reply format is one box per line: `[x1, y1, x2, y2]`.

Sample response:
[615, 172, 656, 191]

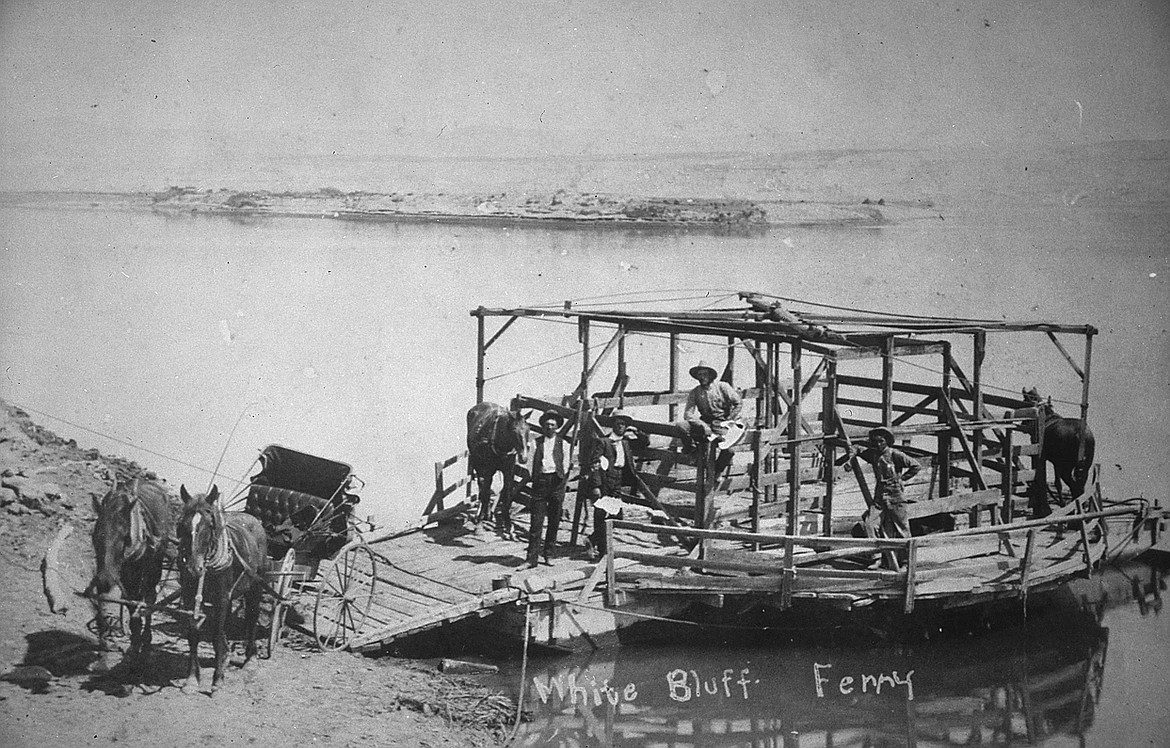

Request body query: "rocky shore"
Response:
[144, 185, 901, 229]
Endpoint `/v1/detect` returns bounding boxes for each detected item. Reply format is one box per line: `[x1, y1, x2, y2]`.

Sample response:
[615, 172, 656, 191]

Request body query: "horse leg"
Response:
[496, 467, 515, 539]
[241, 583, 261, 668]
[476, 474, 493, 525]
[211, 584, 230, 689]
[137, 558, 163, 661]
[182, 585, 202, 690]
[124, 573, 144, 660]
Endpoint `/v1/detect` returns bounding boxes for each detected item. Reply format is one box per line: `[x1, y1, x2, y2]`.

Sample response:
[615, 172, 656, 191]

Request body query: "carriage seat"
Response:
[246, 484, 352, 558]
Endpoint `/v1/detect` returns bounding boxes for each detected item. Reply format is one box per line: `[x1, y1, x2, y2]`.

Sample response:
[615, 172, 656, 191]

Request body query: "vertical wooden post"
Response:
[579, 317, 591, 394]
[604, 518, 616, 607]
[616, 324, 627, 389]
[475, 309, 486, 404]
[695, 446, 708, 535]
[668, 332, 679, 423]
[972, 331, 986, 487]
[1080, 332, 1093, 423]
[1078, 331, 1094, 469]
[433, 460, 446, 513]
[903, 539, 918, 614]
[787, 342, 802, 535]
[724, 336, 736, 383]
[938, 343, 952, 498]
[780, 537, 794, 610]
[881, 336, 895, 427]
[821, 359, 837, 537]
[1020, 528, 1036, 605]
[751, 429, 762, 547]
[1001, 428, 1015, 523]
[767, 342, 779, 509]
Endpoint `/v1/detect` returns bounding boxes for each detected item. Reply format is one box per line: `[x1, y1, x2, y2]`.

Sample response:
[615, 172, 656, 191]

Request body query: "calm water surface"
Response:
[501, 563, 1169, 747]
[1, 186, 1167, 745]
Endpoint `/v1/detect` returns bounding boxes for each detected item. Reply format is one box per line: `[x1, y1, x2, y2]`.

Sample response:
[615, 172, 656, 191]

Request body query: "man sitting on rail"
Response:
[675, 359, 744, 474]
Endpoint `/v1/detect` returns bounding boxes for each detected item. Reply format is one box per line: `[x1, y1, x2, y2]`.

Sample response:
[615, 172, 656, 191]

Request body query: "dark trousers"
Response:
[527, 473, 565, 564]
[590, 505, 624, 556]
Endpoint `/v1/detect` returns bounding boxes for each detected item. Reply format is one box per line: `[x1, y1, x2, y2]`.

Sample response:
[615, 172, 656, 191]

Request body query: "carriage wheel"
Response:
[264, 549, 298, 658]
[313, 541, 377, 651]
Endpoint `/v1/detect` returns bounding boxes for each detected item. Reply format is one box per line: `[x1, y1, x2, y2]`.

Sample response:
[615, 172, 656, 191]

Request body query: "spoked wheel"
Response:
[313, 540, 377, 651]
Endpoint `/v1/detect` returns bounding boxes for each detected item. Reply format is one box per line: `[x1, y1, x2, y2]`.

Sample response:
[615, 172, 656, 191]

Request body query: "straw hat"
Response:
[611, 410, 633, 426]
[689, 360, 718, 380]
[539, 411, 564, 427]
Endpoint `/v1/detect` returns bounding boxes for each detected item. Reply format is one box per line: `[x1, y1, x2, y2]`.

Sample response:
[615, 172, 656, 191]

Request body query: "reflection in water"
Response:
[514, 563, 1165, 747]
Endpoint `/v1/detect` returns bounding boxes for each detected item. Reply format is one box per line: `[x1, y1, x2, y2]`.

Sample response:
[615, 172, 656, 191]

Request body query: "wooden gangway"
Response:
[337, 500, 683, 653]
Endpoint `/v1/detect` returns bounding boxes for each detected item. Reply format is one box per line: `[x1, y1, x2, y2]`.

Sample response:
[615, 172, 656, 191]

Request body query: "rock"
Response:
[6, 502, 30, 515]
[1, 665, 53, 684]
[0, 486, 17, 506]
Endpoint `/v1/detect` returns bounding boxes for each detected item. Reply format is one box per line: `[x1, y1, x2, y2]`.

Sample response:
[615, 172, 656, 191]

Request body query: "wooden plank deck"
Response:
[342, 505, 681, 652]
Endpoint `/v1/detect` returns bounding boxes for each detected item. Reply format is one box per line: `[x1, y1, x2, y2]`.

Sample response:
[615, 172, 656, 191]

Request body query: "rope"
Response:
[503, 601, 533, 747]
[5, 401, 249, 489]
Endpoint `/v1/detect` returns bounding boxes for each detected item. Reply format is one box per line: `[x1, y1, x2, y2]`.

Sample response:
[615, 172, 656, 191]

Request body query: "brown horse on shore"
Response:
[466, 401, 530, 534]
[177, 485, 268, 691]
[87, 476, 173, 668]
[1008, 389, 1095, 516]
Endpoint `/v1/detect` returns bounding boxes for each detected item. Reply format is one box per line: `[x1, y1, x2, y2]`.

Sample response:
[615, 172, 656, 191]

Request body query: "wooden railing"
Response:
[604, 504, 1135, 613]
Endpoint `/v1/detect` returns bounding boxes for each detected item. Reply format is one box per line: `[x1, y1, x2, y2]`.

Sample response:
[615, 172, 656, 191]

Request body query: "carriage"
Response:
[240, 444, 378, 652]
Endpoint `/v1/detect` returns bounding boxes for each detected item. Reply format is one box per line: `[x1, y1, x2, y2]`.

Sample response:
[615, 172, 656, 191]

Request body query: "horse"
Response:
[1007, 389, 1096, 517]
[87, 476, 173, 668]
[466, 401, 530, 535]
[177, 485, 268, 691]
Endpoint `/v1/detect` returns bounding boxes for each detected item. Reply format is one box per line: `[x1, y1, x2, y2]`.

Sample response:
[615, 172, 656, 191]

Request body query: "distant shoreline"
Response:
[0, 187, 927, 230]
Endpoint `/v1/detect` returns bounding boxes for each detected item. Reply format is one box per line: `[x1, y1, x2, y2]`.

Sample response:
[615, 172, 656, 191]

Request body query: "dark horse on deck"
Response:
[87, 476, 173, 668]
[177, 485, 268, 691]
[466, 401, 530, 534]
[1008, 388, 1096, 517]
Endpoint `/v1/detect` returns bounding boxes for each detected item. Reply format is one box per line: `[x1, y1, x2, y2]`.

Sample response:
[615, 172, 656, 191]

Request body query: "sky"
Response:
[2, 0, 1169, 190]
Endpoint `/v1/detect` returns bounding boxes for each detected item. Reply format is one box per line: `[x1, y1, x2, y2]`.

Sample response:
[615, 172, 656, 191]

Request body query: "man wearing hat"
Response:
[523, 410, 569, 568]
[679, 360, 743, 453]
[583, 410, 648, 561]
[846, 427, 921, 541]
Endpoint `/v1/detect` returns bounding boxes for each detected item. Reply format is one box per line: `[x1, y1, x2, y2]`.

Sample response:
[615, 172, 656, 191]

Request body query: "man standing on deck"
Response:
[845, 427, 921, 541]
[583, 410, 648, 562]
[524, 411, 568, 569]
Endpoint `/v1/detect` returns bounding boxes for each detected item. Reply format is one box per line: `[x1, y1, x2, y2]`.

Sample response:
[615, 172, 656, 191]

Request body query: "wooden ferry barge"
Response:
[317, 291, 1165, 653]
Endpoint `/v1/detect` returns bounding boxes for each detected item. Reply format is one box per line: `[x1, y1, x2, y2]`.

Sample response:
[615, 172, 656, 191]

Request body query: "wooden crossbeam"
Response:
[1046, 331, 1086, 381]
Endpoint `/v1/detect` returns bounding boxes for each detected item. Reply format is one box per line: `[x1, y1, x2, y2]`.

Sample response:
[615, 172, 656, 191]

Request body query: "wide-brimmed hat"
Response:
[689, 360, 718, 380]
[611, 410, 633, 426]
[868, 427, 895, 444]
[539, 411, 564, 427]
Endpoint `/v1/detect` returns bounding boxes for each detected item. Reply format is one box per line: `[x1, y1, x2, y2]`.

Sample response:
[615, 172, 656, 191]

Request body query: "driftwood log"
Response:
[41, 523, 74, 615]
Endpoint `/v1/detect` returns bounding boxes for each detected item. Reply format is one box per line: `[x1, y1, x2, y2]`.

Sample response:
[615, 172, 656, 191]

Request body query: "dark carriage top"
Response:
[245, 444, 359, 558]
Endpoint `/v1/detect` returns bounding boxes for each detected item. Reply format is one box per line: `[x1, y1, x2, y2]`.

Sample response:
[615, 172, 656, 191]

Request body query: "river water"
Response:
[501, 562, 1169, 747]
[1, 148, 1167, 744]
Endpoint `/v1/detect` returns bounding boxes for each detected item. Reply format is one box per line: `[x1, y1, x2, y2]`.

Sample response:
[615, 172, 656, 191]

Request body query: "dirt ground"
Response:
[0, 401, 511, 747]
